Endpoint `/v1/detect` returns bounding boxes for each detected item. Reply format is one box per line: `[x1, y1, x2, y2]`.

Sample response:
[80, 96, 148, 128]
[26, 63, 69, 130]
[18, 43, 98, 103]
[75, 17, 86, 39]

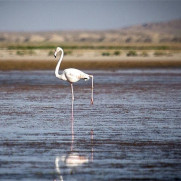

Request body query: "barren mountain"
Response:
[0, 19, 181, 44]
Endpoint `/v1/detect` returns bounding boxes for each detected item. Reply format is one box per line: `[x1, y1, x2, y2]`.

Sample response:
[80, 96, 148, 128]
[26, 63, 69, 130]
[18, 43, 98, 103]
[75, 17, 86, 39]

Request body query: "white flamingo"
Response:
[54, 47, 94, 117]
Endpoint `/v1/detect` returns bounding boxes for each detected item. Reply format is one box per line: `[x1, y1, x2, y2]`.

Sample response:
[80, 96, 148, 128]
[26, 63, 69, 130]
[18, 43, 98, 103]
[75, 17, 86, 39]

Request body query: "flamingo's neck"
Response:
[55, 48, 64, 79]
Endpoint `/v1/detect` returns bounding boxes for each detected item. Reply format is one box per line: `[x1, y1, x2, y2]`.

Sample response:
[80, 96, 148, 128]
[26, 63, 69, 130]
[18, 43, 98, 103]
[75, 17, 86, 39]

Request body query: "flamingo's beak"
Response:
[54, 50, 57, 58]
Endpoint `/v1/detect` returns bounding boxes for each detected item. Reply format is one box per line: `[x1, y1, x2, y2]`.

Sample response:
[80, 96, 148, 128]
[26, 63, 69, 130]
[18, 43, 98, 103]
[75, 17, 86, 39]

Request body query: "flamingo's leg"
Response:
[90, 75, 94, 104]
[71, 83, 74, 118]
[70, 83, 74, 150]
[71, 83, 74, 101]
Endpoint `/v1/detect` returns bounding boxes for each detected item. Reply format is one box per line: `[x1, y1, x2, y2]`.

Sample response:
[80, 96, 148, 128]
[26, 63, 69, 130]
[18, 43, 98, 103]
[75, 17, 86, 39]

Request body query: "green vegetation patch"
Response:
[48, 50, 54, 56]
[140, 51, 149, 57]
[154, 51, 172, 57]
[16, 50, 36, 56]
[64, 50, 72, 56]
[127, 50, 137, 56]
[6, 44, 180, 51]
[113, 51, 121, 56]
[102, 52, 110, 56]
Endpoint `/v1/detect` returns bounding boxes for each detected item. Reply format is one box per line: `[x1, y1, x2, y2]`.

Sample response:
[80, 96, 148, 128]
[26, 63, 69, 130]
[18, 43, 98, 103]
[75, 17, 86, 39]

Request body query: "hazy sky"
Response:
[0, 0, 181, 32]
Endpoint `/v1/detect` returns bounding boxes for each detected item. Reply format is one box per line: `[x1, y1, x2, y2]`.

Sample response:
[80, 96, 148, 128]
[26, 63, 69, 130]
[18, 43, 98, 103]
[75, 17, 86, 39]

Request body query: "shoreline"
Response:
[1, 58, 181, 70]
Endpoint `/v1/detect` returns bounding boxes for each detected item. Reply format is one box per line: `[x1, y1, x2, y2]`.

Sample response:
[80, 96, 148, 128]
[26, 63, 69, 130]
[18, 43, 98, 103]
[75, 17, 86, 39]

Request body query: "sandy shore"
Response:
[0, 49, 181, 70]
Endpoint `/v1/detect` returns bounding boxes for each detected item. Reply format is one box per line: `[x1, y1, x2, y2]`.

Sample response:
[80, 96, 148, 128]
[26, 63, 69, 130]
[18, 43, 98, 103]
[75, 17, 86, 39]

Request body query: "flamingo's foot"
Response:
[91, 98, 93, 105]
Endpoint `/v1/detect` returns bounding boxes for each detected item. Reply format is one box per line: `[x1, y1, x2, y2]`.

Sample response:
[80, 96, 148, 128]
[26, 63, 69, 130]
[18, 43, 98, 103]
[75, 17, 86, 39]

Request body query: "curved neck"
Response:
[55, 48, 64, 78]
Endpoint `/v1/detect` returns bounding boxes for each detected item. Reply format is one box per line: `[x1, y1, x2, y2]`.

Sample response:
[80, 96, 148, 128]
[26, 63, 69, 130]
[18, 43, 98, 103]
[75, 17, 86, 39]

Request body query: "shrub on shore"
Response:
[102, 52, 110, 56]
[16, 50, 36, 56]
[48, 50, 54, 56]
[127, 50, 137, 56]
[154, 51, 172, 57]
[140, 51, 149, 57]
[113, 51, 121, 56]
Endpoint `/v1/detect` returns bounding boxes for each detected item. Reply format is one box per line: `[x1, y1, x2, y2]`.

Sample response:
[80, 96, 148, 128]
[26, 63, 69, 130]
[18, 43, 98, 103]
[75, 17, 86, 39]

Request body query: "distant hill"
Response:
[119, 19, 181, 43]
[0, 19, 181, 44]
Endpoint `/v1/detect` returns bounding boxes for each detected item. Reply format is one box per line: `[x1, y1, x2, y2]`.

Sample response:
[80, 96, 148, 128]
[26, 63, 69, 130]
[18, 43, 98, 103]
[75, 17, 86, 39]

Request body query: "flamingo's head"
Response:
[54, 47, 62, 58]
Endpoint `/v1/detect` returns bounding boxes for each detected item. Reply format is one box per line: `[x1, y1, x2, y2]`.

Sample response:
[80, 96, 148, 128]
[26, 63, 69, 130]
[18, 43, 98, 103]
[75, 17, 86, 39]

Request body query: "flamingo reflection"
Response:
[54, 118, 94, 181]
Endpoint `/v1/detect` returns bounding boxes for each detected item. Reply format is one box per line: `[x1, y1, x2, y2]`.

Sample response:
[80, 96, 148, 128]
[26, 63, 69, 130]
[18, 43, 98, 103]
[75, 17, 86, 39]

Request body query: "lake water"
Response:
[0, 69, 181, 181]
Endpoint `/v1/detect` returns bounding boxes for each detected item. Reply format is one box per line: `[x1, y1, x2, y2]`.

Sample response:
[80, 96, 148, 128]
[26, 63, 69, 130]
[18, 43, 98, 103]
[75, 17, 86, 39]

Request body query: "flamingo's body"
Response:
[59, 68, 90, 83]
[54, 47, 94, 113]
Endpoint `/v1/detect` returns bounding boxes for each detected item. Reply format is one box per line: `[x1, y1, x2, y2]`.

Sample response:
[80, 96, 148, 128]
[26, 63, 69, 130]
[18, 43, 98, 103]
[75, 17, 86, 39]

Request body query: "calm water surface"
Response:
[0, 69, 181, 181]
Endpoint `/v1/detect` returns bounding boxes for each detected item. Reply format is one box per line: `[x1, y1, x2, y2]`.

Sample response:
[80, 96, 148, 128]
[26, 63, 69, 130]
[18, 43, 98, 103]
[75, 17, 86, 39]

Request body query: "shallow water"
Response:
[0, 69, 181, 181]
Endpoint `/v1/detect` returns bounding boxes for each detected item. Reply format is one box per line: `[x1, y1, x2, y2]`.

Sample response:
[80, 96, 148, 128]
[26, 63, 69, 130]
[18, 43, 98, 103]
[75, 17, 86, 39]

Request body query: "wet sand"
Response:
[0, 69, 181, 180]
[1, 57, 181, 70]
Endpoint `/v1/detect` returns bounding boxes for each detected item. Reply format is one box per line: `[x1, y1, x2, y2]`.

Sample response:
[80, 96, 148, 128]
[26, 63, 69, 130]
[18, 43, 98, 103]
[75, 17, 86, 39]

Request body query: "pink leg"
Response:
[71, 83, 74, 101]
[71, 83, 74, 151]
[71, 83, 74, 118]
[90, 75, 94, 105]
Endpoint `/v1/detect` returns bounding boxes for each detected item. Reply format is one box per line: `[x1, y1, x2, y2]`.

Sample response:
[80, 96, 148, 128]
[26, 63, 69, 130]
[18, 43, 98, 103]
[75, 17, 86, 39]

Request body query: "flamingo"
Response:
[54, 47, 94, 117]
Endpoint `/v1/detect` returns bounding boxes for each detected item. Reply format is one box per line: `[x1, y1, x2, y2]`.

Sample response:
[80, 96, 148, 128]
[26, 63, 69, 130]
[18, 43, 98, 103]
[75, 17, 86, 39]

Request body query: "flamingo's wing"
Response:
[64, 69, 89, 83]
